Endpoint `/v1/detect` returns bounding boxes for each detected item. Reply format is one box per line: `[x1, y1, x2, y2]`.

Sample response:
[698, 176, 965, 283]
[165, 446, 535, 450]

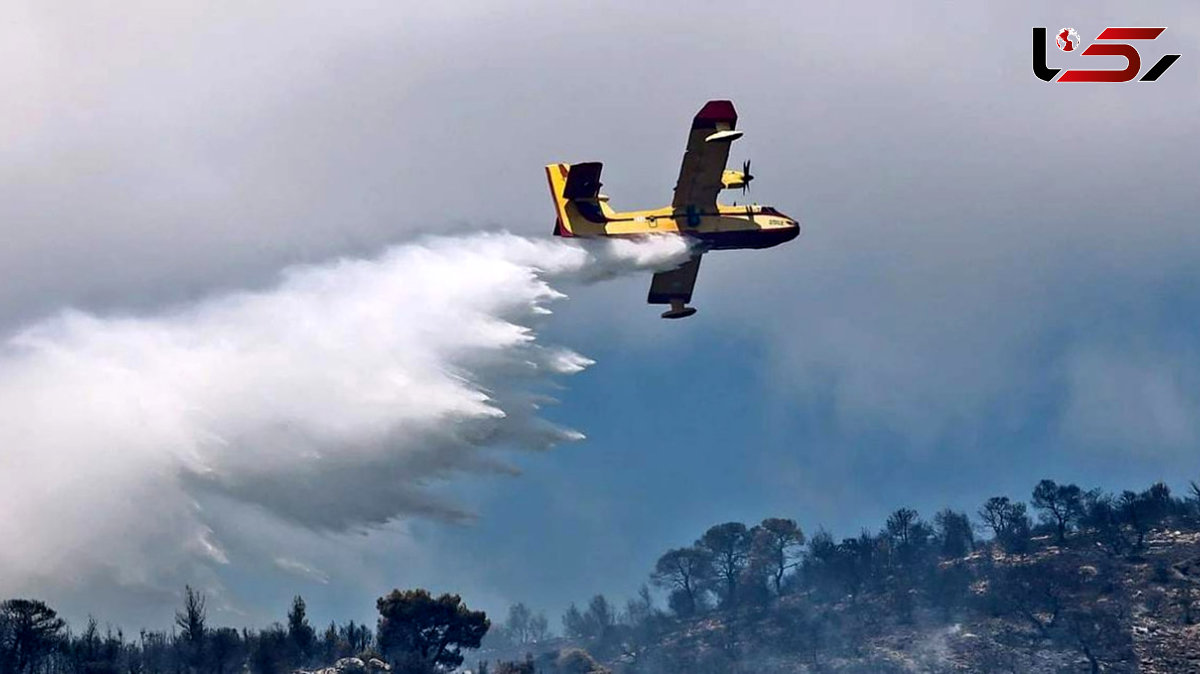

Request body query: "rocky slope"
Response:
[482, 529, 1200, 673]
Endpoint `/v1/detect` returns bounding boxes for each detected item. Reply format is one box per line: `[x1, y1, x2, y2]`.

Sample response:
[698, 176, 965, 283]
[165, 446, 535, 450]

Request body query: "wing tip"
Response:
[693, 100, 737, 129]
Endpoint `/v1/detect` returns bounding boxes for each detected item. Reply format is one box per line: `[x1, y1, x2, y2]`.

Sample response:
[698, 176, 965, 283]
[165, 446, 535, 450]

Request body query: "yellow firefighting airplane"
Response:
[545, 99, 800, 319]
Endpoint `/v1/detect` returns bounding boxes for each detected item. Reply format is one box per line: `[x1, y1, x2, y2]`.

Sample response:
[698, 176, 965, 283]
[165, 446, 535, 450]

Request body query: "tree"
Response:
[66, 616, 124, 674]
[210, 627, 243, 674]
[375, 589, 489, 672]
[978, 497, 1013, 539]
[1082, 490, 1128, 555]
[1144, 481, 1175, 518]
[650, 547, 712, 616]
[583, 595, 615, 639]
[884, 508, 930, 566]
[696, 522, 751, 609]
[978, 496, 1032, 553]
[250, 625, 289, 674]
[1187, 481, 1200, 524]
[562, 595, 615, 643]
[503, 603, 534, 645]
[933, 509, 974, 558]
[835, 531, 882, 595]
[621, 586, 657, 634]
[1031, 479, 1085, 544]
[988, 561, 1067, 637]
[320, 622, 339, 664]
[562, 603, 587, 640]
[749, 518, 805, 596]
[138, 629, 173, 674]
[926, 561, 972, 619]
[287, 595, 316, 666]
[175, 586, 207, 673]
[885, 508, 919, 547]
[0, 600, 65, 674]
[801, 529, 841, 597]
[1058, 603, 1132, 674]
[618, 587, 667, 669]
[527, 612, 550, 643]
[339, 620, 372, 656]
[1119, 490, 1154, 550]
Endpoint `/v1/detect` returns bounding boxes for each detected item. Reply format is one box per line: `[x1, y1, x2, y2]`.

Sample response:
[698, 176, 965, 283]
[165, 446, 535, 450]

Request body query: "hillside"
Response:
[6, 480, 1199, 674]
[477, 482, 1200, 674]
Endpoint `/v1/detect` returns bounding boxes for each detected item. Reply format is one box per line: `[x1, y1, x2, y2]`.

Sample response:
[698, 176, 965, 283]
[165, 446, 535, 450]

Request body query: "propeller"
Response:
[741, 159, 754, 194]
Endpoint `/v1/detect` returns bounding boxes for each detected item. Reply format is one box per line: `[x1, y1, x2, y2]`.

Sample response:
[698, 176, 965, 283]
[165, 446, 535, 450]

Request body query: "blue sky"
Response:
[0, 0, 1197, 631]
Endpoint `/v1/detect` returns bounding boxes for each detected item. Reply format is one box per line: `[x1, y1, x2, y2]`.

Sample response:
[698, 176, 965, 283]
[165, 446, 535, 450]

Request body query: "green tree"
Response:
[210, 627, 243, 674]
[175, 586, 207, 673]
[1059, 602, 1132, 674]
[375, 589, 489, 672]
[933, 509, 974, 558]
[749, 518, 805, 596]
[1081, 490, 1128, 554]
[250, 625, 289, 674]
[503, 603, 533, 645]
[527, 611, 550, 643]
[137, 629, 173, 674]
[978, 496, 1032, 553]
[696, 522, 751, 609]
[1188, 481, 1200, 523]
[286, 595, 316, 666]
[884, 508, 931, 566]
[650, 547, 712, 616]
[1118, 488, 1166, 550]
[885, 508, 919, 547]
[562, 596, 615, 643]
[801, 529, 841, 597]
[584, 595, 615, 639]
[0, 599, 66, 674]
[562, 603, 587, 640]
[339, 620, 372, 656]
[320, 622, 339, 663]
[1031, 479, 1085, 544]
[68, 617, 124, 674]
[836, 531, 881, 595]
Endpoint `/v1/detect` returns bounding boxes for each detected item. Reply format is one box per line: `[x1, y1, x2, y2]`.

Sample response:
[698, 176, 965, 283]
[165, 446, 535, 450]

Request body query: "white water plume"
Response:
[0, 231, 691, 609]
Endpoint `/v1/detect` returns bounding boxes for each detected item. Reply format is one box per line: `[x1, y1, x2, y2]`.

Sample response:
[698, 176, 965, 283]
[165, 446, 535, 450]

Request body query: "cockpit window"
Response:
[760, 207, 779, 215]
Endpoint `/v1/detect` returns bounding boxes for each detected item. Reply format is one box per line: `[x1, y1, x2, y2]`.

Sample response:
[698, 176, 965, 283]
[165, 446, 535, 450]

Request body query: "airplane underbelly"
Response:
[695, 226, 799, 250]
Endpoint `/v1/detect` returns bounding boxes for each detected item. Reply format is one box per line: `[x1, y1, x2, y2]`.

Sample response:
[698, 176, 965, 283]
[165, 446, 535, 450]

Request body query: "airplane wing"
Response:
[647, 255, 703, 306]
[671, 100, 740, 213]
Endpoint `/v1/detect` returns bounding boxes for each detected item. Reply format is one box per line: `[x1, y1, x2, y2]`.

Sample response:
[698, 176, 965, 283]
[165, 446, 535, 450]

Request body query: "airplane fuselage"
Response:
[556, 199, 800, 251]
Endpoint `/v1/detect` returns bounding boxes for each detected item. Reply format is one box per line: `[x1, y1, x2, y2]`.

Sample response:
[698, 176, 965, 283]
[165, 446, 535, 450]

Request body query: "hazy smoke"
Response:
[0, 232, 690, 611]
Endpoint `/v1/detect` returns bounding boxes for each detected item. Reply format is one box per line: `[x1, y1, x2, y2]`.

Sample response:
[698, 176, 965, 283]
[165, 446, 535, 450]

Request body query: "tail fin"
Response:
[545, 162, 608, 237]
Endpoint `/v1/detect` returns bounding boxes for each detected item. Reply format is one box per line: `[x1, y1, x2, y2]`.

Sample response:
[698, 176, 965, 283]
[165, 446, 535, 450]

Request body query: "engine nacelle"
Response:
[721, 170, 752, 190]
